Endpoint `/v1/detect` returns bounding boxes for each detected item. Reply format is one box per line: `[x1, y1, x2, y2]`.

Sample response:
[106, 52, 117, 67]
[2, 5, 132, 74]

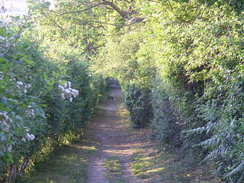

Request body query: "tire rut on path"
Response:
[87, 88, 150, 183]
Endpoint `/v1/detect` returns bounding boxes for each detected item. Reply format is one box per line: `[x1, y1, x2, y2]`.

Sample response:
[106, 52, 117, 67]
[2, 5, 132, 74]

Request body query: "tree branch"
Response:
[65, 17, 119, 27]
[58, 0, 145, 25]
[58, 2, 104, 16]
[101, 0, 130, 19]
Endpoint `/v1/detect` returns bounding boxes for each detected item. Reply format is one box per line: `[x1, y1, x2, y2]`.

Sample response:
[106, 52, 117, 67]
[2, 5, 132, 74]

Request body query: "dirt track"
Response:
[19, 88, 218, 183]
[87, 88, 153, 183]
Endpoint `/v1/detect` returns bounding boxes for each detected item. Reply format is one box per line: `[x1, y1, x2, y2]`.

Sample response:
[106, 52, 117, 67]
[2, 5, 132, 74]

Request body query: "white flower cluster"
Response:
[0, 111, 35, 140]
[0, 111, 11, 132]
[22, 128, 35, 142]
[25, 133, 35, 141]
[25, 105, 35, 118]
[16, 81, 31, 93]
[58, 81, 79, 102]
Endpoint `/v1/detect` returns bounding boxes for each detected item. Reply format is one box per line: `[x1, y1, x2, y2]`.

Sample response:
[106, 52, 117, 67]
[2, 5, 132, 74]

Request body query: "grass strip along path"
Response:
[18, 88, 219, 183]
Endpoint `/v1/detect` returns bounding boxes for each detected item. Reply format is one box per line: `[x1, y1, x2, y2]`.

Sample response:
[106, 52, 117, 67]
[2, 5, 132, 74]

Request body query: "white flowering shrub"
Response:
[0, 20, 106, 182]
[58, 81, 79, 102]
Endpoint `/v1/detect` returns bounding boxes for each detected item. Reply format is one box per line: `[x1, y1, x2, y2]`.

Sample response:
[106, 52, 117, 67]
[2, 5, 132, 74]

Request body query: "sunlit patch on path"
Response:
[87, 88, 145, 183]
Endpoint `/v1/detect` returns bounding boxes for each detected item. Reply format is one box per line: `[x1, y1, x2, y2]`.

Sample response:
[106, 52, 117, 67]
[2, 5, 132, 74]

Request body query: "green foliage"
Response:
[0, 0, 243, 182]
[0, 17, 106, 182]
[94, 29, 156, 128]
[151, 78, 182, 146]
[123, 85, 153, 128]
[93, 0, 243, 182]
[189, 75, 244, 182]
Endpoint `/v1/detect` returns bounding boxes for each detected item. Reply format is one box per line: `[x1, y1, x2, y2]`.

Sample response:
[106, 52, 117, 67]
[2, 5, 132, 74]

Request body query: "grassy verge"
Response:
[17, 142, 97, 183]
[131, 149, 221, 183]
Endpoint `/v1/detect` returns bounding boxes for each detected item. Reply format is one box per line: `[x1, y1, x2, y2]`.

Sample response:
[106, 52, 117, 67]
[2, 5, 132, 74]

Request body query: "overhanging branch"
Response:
[57, 0, 145, 25]
[58, 2, 104, 16]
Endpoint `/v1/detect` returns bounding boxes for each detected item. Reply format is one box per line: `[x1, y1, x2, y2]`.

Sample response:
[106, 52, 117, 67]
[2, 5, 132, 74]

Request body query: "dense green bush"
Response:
[140, 1, 243, 181]
[0, 20, 106, 182]
[188, 75, 244, 182]
[123, 85, 152, 128]
[141, 1, 243, 181]
[151, 78, 183, 147]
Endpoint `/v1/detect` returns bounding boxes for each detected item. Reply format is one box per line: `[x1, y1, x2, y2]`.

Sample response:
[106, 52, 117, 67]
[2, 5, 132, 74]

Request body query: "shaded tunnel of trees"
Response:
[0, 0, 243, 182]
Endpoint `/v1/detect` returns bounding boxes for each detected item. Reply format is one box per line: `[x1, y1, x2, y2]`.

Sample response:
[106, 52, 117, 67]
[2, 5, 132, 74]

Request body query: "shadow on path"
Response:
[87, 88, 152, 183]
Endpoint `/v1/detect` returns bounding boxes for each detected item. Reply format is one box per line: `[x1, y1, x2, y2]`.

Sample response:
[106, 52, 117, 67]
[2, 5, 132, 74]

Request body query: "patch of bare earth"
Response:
[87, 88, 154, 183]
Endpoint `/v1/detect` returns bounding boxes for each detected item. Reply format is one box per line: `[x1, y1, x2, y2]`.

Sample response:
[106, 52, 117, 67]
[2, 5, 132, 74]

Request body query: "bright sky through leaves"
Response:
[0, 0, 54, 15]
[0, 0, 28, 14]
